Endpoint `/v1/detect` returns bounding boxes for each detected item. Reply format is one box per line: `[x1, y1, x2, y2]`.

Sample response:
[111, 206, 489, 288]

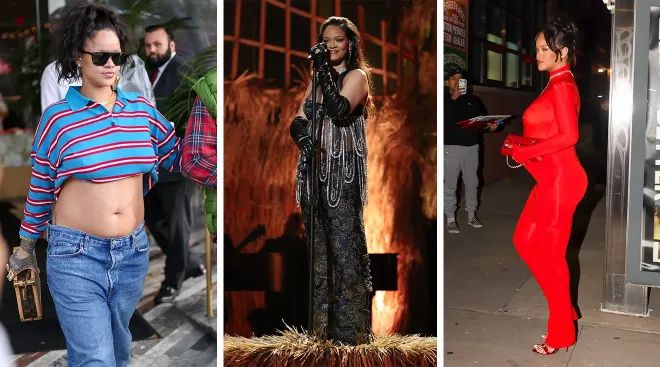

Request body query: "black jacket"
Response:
[153, 55, 184, 105]
[151, 55, 185, 183]
[444, 92, 488, 146]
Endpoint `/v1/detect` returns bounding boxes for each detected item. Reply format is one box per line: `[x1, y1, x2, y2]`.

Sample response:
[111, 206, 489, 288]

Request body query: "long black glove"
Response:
[308, 43, 351, 119]
[317, 63, 351, 118]
[290, 115, 313, 159]
[309, 42, 329, 66]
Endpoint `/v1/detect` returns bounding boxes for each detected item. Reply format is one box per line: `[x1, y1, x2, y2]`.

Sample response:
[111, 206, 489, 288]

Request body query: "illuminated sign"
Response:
[444, 0, 468, 71]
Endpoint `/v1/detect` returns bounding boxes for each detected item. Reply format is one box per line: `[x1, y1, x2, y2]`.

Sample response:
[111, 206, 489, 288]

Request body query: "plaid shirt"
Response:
[180, 96, 217, 188]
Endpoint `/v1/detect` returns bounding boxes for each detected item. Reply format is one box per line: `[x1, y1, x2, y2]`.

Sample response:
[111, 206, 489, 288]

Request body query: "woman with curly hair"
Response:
[289, 16, 374, 345]
[506, 16, 586, 355]
[6, 2, 181, 364]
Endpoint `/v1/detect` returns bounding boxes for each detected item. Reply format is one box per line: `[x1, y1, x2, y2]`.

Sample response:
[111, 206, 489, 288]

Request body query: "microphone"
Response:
[308, 42, 328, 61]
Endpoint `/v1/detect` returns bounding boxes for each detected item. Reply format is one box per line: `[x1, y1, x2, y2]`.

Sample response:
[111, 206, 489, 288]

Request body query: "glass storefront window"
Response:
[487, 7, 505, 45]
[470, 0, 544, 90]
[521, 61, 532, 87]
[506, 18, 521, 51]
[487, 50, 503, 81]
[506, 53, 519, 87]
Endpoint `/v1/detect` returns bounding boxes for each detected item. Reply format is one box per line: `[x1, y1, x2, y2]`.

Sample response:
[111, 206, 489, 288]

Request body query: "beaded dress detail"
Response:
[295, 71, 368, 208]
[294, 69, 372, 345]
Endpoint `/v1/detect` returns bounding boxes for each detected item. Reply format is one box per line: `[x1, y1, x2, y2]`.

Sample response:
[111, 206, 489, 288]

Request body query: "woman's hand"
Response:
[290, 116, 313, 158]
[6, 238, 38, 281]
[511, 145, 528, 164]
[297, 136, 313, 159]
[309, 43, 329, 67]
[511, 145, 543, 164]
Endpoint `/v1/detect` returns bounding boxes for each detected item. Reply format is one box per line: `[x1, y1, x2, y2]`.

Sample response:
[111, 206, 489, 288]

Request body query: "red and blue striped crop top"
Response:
[20, 86, 181, 239]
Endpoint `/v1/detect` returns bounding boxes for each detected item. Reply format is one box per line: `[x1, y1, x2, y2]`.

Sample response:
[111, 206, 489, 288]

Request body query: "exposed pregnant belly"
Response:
[52, 175, 144, 237]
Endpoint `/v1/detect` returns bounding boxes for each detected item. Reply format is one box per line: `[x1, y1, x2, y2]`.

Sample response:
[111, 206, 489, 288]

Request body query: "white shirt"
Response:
[40, 55, 156, 112]
[152, 52, 177, 86]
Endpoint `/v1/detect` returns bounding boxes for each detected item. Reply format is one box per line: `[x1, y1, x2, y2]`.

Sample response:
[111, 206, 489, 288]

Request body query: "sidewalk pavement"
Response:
[444, 170, 660, 366]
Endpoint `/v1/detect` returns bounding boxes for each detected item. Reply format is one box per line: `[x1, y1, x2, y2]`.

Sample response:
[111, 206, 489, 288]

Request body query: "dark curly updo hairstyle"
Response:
[56, 1, 128, 84]
[316, 16, 374, 119]
[539, 16, 578, 66]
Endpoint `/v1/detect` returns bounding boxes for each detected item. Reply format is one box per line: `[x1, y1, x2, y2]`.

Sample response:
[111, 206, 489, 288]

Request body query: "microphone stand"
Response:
[307, 59, 320, 333]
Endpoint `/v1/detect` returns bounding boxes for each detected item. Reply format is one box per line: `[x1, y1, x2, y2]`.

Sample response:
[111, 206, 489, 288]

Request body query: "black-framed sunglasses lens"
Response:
[82, 51, 128, 66]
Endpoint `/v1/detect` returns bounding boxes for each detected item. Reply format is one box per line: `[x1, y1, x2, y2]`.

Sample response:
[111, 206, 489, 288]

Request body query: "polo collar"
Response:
[65, 86, 129, 111]
[115, 86, 129, 109]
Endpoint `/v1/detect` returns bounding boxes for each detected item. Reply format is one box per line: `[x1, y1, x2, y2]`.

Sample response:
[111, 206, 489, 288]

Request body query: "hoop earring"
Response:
[113, 74, 121, 91]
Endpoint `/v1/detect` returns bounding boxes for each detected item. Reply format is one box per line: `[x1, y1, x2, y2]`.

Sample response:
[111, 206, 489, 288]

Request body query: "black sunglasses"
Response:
[80, 50, 129, 66]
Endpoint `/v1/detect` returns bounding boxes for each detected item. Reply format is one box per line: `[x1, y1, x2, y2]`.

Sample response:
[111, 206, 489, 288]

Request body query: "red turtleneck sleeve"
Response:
[512, 67, 580, 163]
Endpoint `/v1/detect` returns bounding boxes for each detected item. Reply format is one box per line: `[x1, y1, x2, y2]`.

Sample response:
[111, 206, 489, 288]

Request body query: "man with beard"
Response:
[145, 25, 183, 106]
[144, 24, 205, 304]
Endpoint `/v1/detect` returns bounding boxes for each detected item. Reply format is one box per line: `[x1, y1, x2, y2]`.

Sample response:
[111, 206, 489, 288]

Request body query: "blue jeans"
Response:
[46, 222, 149, 367]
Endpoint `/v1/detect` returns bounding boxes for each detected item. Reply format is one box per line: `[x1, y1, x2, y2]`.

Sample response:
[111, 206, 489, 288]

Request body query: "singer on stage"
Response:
[288, 16, 374, 345]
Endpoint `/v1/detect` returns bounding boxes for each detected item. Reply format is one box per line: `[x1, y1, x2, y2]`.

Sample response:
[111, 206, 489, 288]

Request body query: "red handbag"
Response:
[500, 134, 541, 167]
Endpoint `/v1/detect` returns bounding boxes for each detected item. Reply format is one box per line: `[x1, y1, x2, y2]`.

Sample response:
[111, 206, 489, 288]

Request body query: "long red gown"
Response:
[511, 63, 587, 349]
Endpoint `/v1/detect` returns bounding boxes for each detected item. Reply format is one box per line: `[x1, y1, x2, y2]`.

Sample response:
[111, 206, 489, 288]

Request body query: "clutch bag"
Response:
[500, 134, 541, 168]
[500, 134, 538, 156]
[8, 247, 42, 322]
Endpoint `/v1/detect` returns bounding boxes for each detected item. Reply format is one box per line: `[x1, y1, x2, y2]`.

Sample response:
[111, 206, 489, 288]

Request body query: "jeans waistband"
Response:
[47, 222, 145, 249]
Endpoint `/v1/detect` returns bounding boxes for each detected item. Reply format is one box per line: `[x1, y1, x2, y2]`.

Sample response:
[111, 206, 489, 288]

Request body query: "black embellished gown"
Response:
[295, 71, 373, 345]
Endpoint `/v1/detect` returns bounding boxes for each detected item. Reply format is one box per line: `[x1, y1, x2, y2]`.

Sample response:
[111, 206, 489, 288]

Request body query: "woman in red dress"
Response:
[508, 17, 587, 355]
